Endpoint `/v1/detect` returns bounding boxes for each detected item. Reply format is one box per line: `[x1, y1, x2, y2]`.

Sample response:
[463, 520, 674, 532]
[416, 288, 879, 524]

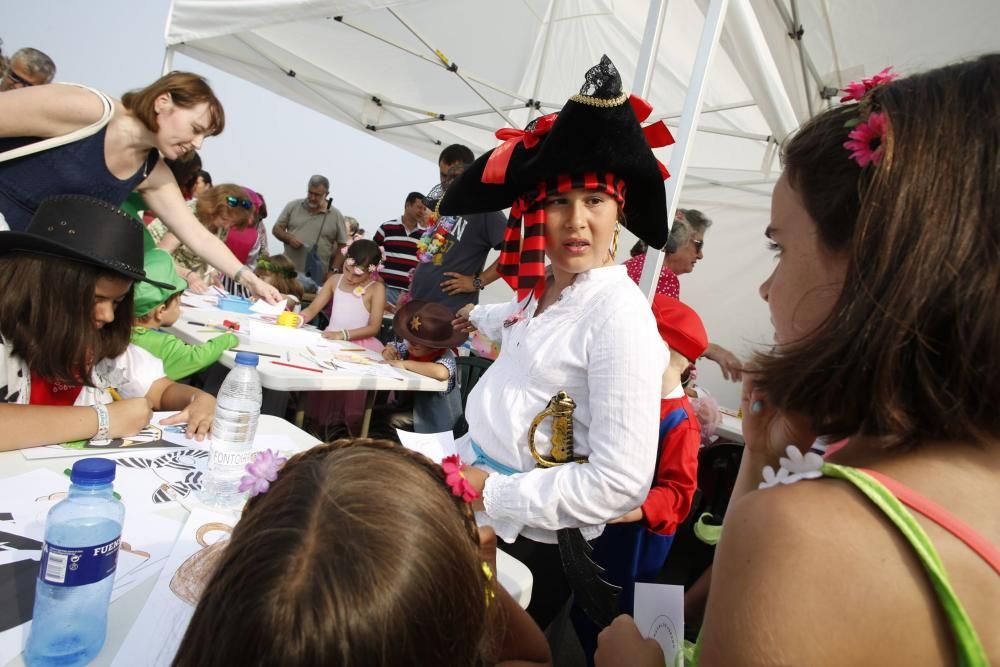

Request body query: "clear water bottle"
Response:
[24, 458, 125, 667]
[199, 351, 262, 508]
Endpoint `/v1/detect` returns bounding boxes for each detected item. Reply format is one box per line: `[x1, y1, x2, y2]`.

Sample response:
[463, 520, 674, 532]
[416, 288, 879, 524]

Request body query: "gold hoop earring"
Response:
[609, 222, 621, 259]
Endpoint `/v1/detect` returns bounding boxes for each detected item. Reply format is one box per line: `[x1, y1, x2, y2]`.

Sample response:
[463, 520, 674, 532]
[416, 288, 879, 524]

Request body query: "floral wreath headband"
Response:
[841, 66, 898, 168]
[255, 258, 296, 279]
[343, 256, 384, 276]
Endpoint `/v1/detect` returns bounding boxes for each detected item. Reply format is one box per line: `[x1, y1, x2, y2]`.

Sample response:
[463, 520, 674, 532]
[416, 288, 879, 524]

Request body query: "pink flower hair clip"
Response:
[239, 448, 288, 497]
[441, 454, 480, 502]
[840, 66, 897, 168]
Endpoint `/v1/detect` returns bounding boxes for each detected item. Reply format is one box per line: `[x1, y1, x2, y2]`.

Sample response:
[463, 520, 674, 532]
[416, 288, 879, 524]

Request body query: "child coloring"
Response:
[0, 196, 217, 451]
[131, 248, 239, 381]
[299, 239, 386, 434]
[383, 300, 467, 434]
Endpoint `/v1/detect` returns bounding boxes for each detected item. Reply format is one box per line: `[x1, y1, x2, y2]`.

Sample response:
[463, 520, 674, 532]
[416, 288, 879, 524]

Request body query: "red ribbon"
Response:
[630, 94, 674, 179]
[481, 113, 558, 185]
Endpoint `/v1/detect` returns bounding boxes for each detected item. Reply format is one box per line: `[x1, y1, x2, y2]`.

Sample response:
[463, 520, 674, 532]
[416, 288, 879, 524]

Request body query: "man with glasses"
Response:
[0, 47, 56, 91]
[272, 174, 348, 290]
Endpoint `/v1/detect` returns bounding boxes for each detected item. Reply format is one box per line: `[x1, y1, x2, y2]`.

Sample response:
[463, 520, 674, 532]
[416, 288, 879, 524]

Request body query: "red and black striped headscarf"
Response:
[498, 172, 626, 303]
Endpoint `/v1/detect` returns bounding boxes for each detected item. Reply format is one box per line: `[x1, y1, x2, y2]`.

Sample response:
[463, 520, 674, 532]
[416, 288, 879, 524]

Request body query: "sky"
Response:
[2, 0, 438, 248]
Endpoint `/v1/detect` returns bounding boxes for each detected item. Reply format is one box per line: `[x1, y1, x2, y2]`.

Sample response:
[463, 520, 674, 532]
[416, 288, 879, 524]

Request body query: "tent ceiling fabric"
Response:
[166, 0, 775, 174]
[166, 0, 999, 173]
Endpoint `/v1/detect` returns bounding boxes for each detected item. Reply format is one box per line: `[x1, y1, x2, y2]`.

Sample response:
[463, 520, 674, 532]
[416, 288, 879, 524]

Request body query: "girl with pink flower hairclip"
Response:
[174, 438, 551, 667]
[296, 239, 387, 436]
[841, 66, 898, 167]
[598, 55, 1000, 667]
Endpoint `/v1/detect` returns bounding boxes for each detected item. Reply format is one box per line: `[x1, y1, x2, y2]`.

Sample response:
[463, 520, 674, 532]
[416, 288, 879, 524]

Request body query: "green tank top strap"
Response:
[820, 462, 988, 666]
[681, 462, 988, 667]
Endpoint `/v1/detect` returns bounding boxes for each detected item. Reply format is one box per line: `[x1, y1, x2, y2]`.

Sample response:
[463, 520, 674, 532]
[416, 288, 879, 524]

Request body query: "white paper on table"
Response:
[0, 470, 177, 664]
[246, 320, 322, 349]
[633, 582, 685, 665]
[111, 507, 236, 667]
[249, 298, 286, 317]
[334, 359, 408, 380]
[395, 429, 457, 463]
[179, 292, 218, 309]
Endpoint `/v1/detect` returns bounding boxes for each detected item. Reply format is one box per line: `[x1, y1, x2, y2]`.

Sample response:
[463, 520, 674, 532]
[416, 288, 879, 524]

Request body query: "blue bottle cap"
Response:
[70, 458, 116, 486]
[234, 351, 260, 367]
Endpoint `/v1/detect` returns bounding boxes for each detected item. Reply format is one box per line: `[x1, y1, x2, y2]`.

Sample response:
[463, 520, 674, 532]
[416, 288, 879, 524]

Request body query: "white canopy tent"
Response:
[163, 0, 999, 406]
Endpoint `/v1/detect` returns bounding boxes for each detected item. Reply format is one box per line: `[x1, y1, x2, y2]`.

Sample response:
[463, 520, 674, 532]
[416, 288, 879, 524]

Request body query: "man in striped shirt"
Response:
[373, 192, 428, 310]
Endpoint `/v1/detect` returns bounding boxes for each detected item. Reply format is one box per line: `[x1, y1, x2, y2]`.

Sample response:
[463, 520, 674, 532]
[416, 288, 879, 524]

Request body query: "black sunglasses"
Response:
[226, 196, 253, 210]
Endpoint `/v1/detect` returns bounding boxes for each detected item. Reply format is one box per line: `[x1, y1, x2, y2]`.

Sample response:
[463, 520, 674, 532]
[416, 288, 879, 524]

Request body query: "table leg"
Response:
[360, 390, 377, 437]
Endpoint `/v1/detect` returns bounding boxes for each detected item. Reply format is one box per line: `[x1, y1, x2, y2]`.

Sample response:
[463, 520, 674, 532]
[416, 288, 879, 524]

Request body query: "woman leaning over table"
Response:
[448, 56, 670, 630]
[0, 71, 279, 302]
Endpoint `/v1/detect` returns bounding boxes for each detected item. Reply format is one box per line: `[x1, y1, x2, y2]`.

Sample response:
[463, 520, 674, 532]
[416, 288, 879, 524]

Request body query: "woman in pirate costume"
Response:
[446, 56, 672, 630]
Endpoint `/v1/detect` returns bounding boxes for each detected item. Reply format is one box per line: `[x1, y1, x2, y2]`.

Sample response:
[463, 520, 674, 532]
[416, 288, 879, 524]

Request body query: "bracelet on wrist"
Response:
[92, 402, 110, 440]
[233, 266, 249, 284]
[342, 329, 351, 341]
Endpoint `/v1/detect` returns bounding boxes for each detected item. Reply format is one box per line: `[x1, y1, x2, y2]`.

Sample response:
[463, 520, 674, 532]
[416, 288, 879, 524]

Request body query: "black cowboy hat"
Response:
[0, 195, 173, 289]
[439, 55, 672, 249]
[393, 300, 469, 349]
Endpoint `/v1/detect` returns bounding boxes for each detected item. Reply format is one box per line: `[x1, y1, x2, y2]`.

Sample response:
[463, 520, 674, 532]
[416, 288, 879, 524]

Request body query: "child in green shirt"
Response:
[131, 249, 238, 380]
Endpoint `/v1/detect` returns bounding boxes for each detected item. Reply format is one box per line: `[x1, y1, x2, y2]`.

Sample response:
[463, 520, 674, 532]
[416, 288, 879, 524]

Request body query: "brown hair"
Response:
[254, 254, 304, 301]
[121, 71, 225, 137]
[194, 184, 253, 231]
[754, 54, 1000, 447]
[173, 439, 499, 667]
[0, 254, 134, 386]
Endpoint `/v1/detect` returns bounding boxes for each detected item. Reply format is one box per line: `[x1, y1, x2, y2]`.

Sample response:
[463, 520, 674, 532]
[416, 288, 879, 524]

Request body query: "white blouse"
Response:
[458, 265, 668, 544]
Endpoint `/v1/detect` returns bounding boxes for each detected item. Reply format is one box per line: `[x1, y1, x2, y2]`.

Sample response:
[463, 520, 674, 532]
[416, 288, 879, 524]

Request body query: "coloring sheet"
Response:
[395, 429, 457, 463]
[21, 413, 208, 461]
[633, 582, 685, 666]
[111, 507, 237, 667]
[0, 468, 181, 664]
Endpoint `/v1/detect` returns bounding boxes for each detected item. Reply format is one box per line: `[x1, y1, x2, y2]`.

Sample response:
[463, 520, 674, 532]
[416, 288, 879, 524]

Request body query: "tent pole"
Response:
[789, 0, 813, 116]
[527, 0, 558, 124]
[161, 47, 174, 75]
[637, 0, 731, 302]
[633, 0, 667, 97]
[722, 0, 799, 137]
[335, 15, 531, 104]
[657, 99, 756, 120]
[387, 8, 516, 127]
[769, 0, 837, 104]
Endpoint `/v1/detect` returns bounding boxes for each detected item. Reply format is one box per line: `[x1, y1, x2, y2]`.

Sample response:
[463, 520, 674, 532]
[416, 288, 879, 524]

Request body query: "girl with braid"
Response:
[173, 439, 551, 667]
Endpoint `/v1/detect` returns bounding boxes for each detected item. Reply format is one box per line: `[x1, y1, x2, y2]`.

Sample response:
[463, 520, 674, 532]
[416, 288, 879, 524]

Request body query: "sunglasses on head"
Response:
[225, 196, 253, 210]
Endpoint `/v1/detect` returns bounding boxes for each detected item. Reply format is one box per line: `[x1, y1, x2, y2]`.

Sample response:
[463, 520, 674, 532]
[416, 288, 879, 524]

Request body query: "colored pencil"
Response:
[270, 360, 323, 373]
[233, 349, 281, 358]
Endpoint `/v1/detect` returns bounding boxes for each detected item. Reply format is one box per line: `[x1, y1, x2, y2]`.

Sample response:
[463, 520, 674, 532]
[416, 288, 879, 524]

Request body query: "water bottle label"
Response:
[39, 535, 121, 587]
[210, 449, 254, 467]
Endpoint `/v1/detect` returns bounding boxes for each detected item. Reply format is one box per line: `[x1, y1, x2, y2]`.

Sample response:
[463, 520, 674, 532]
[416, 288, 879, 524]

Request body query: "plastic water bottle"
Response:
[199, 351, 262, 508]
[24, 458, 125, 666]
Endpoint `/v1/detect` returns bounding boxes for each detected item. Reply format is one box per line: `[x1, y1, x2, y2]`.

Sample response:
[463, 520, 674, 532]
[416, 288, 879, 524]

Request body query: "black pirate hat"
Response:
[393, 300, 468, 349]
[0, 195, 173, 289]
[439, 55, 673, 249]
